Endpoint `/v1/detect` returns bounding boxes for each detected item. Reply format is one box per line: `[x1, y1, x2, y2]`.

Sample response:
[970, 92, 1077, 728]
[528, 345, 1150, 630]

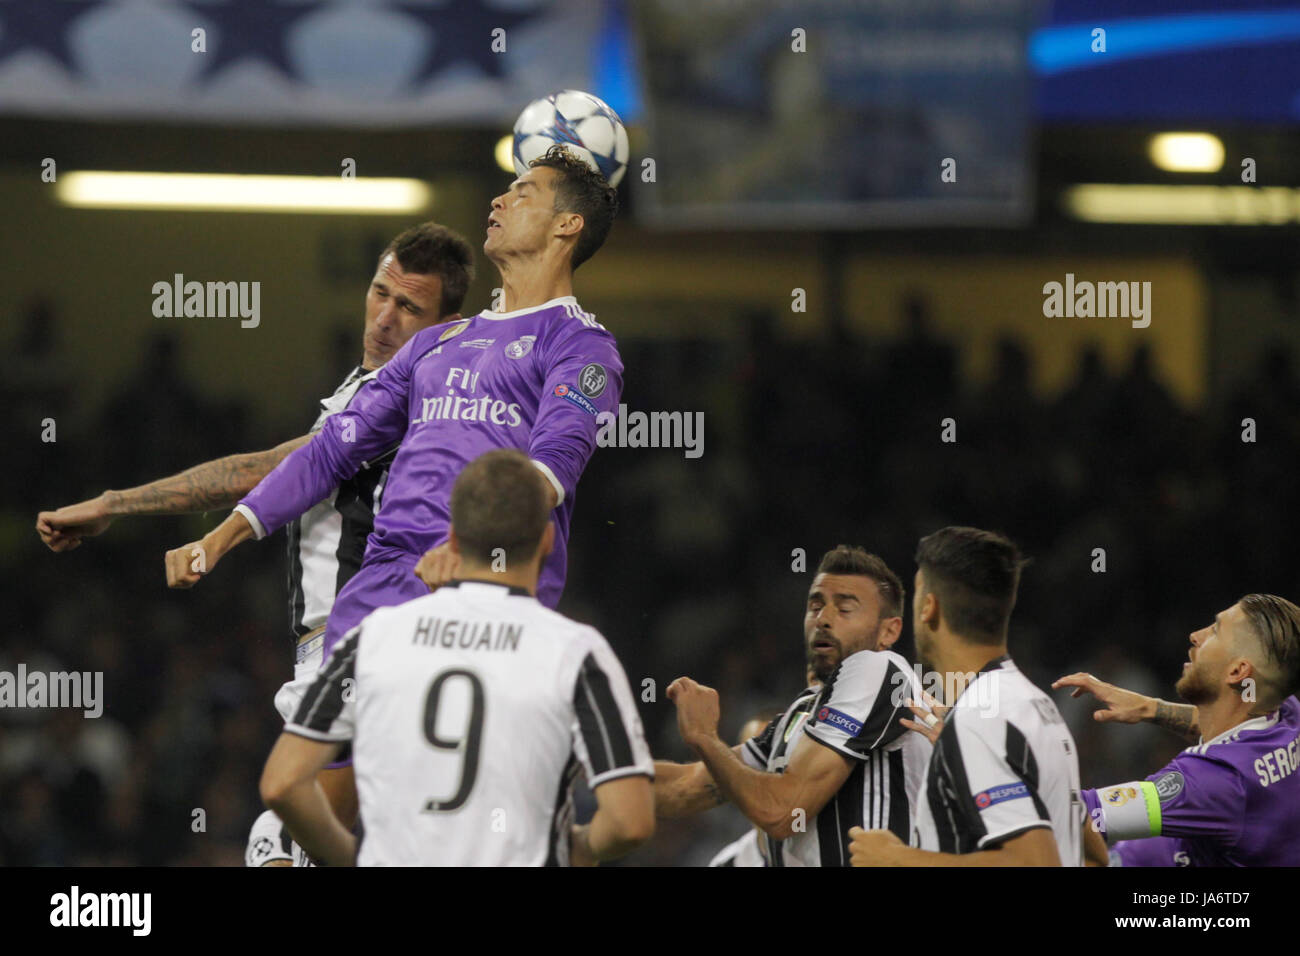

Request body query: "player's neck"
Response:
[495, 258, 573, 313]
[454, 567, 539, 596]
[935, 637, 1008, 704]
[1196, 692, 1262, 743]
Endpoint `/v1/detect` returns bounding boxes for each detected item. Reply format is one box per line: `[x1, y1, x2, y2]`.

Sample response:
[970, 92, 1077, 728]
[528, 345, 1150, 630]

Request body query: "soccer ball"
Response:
[512, 90, 630, 188]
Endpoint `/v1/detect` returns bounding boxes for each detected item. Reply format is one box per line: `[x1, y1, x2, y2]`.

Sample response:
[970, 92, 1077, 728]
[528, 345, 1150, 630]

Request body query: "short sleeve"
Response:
[945, 711, 1053, 849]
[570, 636, 653, 789]
[803, 650, 917, 760]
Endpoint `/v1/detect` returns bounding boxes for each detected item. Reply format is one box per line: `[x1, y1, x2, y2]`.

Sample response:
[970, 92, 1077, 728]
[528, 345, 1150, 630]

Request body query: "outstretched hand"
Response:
[1052, 672, 1154, 724]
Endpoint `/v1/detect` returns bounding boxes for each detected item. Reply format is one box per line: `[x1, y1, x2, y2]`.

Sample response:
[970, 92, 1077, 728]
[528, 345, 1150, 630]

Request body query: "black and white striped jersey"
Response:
[742, 649, 931, 867]
[284, 365, 397, 639]
[914, 655, 1083, 864]
[285, 580, 654, 866]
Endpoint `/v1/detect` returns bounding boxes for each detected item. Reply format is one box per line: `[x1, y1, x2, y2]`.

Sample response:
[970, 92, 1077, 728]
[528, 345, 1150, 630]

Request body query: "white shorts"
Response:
[274, 627, 326, 724]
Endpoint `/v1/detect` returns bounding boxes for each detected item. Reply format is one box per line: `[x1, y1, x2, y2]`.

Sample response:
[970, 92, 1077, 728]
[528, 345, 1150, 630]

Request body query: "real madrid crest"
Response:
[506, 335, 536, 359]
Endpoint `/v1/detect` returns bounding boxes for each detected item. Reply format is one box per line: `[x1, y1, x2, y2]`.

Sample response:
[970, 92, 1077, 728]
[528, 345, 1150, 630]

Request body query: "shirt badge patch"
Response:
[815, 706, 862, 737]
[248, 836, 276, 865]
[1154, 771, 1184, 803]
[784, 712, 810, 743]
[1103, 785, 1138, 807]
[974, 781, 1029, 809]
[437, 319, 472, 343]
[554, 383, 598, 415]
[579, 363, 608, 398]
[506, 335, 536, 359]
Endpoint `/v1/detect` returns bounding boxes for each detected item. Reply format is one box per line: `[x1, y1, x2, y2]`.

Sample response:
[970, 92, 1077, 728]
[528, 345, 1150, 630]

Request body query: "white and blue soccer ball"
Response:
[512, 90, 630, 188]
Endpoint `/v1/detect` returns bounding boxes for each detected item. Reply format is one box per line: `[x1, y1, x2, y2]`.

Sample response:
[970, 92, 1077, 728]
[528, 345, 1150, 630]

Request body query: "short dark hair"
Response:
[450, 449, 549, 567]
[1239, 593, 1300, 701]
[528, 144, 618, 270]
[914, 527, 1026, 644]
[816, 545, 905, 619]
[380, 222, 475, 318]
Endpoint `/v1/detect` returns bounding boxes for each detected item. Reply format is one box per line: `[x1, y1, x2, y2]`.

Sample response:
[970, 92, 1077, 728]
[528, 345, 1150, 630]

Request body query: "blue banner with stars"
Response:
[0, 0, 609, 126]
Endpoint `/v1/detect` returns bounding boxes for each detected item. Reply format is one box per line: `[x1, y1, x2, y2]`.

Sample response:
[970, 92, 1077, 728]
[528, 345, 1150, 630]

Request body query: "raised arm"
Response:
[236, 347, 417, 542]
[36, 434, 310, 552]
[667, 678, 853, 839]
[1152, 700, 1200, 743]
[653, 752, 755, 818]
[1053, 672, 1200, 744]
[163, 334, 424, 589]
[528, 322, 623, 510]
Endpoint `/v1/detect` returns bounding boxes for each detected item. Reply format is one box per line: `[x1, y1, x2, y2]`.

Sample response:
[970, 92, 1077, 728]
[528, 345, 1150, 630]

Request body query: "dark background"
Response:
[3, 0, 1300, 865]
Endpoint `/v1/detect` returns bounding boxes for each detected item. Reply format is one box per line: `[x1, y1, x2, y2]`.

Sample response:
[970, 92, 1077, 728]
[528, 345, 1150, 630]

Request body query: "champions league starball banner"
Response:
[0, 0, 605, 126]
[634, 0, 1040, 228]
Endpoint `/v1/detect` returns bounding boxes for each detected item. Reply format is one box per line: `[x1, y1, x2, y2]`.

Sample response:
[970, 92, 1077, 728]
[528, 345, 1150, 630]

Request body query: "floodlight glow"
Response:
[55, 171, 432, 213]
[1148, 133, 1225, 173]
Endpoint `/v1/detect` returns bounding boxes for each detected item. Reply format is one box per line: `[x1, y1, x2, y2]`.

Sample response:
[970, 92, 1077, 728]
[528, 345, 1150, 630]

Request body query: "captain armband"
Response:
[1094, 780, 1163, 842]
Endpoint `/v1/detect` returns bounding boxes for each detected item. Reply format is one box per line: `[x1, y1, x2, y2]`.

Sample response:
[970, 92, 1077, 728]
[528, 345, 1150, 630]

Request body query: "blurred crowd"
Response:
[6, 294, 1299, 865]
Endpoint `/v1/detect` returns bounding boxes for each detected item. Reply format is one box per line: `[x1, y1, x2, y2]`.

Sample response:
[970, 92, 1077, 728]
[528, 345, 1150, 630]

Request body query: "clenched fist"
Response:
[666, 677, 721, 750]
[848, 826, 905, 867]
[165, 540, 213, 589]
[414, 541, 461, 592]
[36, 495, 114, 552]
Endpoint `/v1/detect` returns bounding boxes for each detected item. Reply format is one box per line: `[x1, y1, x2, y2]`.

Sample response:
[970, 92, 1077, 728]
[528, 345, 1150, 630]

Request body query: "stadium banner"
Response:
[0, 0, 604, 127]
[634, 0, 1040, 228]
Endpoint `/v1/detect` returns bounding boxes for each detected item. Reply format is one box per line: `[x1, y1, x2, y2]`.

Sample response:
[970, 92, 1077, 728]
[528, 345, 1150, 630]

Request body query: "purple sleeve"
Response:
[1145, 753, 1245, 842]
[237, 333, 420, 537]
[528, 324, 623, 506]
[1084, 751, 1245, 846]
[1111, 836, 1184, 867]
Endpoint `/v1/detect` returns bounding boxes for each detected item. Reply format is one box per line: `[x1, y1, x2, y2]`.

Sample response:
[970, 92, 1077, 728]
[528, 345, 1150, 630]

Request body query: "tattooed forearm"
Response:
[653, 761, 728, 818]
[1153, 700, 1200, 743]
[106, 436, 309, 516]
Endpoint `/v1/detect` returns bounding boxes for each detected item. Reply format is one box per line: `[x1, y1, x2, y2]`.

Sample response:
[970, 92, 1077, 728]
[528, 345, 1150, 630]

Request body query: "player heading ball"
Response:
[260, 449, 654, 866]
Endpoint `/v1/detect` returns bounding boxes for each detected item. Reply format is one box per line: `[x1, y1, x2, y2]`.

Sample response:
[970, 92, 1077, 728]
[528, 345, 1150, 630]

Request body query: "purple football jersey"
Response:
[236, 296, 621, 613]
[1083, 695, 1300, 866]
[1111, 836, 1185, 867]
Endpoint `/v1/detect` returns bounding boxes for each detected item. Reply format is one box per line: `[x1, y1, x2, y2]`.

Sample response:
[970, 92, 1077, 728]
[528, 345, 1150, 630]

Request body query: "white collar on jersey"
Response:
[1191, 708, 1281, 752]
[478, 295, 579, 320]
[442, 579, 534, 599]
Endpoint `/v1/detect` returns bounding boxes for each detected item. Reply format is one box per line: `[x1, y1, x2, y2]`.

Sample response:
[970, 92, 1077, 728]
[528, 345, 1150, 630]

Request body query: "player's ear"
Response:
[919, 591, 939, 627]
[554, 211, 584, 240]
[447, 527, 462, 556]
[876, 616, 903, 651]
[1227, 657, 1254, 692]
[540, 521, 556, 559]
